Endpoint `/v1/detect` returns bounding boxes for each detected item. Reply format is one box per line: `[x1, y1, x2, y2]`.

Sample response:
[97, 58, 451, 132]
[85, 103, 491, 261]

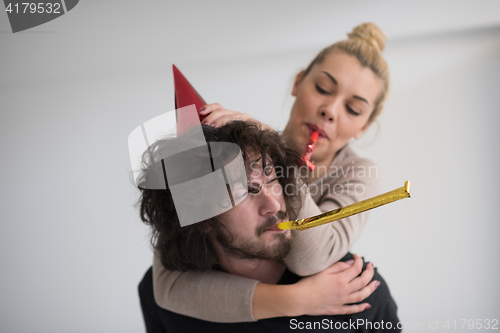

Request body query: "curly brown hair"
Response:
[137, 121, 304, 272]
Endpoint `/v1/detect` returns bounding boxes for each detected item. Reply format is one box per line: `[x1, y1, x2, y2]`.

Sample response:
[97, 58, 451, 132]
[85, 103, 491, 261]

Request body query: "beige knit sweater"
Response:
[152, 146, 383, 322]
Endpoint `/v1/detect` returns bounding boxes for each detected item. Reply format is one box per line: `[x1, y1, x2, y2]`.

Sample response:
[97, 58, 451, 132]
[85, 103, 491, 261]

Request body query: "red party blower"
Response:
[302, 131, 319, 171]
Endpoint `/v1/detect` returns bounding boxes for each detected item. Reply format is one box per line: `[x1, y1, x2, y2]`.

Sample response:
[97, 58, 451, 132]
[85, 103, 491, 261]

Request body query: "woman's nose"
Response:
[319, 98, 341, 122]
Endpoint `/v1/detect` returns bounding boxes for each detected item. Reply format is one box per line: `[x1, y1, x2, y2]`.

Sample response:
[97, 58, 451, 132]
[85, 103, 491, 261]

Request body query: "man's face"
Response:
[214, 153, 292, 261]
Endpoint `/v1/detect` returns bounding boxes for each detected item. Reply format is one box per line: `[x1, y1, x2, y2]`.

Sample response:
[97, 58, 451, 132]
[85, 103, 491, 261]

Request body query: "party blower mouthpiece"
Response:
[301, 131, 319, 171]
[277, 181, 411, 230]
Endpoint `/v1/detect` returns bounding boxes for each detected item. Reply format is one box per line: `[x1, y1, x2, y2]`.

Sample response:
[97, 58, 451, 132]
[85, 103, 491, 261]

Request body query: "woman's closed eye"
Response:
[315, 84, 330, 95]
[346, 105, 361, 116]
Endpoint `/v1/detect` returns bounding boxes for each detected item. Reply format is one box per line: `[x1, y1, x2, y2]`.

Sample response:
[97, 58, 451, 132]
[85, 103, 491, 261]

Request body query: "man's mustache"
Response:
[257, 211, 287, 236]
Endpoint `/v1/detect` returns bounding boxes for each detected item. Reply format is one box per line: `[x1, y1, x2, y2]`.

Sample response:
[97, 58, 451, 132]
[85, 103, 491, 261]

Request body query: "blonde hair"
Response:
[303, 22, 390, 123]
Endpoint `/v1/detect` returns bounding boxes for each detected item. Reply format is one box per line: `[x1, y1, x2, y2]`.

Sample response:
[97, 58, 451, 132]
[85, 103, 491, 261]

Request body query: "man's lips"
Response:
[265, 220, 286, 232]
[306, 124, 328, 139]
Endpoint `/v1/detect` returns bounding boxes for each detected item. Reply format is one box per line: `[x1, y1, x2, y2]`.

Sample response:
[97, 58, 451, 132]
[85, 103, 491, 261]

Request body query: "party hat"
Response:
[173, 65, 207, 136]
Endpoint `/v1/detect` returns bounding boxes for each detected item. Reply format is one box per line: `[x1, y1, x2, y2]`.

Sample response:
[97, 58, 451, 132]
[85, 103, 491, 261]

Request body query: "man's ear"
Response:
[291, 70, 306, 97]
[354, 121, 371, 139]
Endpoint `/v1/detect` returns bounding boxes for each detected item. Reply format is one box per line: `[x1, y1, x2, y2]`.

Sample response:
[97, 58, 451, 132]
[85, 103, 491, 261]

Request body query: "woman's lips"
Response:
[306, 124, 328, 139]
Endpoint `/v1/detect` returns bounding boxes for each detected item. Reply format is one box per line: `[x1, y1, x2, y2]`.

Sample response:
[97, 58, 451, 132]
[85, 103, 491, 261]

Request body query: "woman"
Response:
[149, 22, 397, 324]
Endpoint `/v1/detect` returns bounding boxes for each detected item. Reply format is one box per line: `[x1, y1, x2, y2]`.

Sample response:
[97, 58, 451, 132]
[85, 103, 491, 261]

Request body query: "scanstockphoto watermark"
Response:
[289, 318, 404, 330]
[290, 318, 499, 331]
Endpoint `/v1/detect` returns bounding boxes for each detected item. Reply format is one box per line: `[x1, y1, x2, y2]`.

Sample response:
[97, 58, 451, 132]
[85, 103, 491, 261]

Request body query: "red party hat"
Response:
[173, 65, 207, 136]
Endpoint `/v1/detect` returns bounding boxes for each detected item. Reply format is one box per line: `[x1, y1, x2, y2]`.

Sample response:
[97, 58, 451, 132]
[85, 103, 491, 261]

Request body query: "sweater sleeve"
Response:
[152, 253, 259, 322]
[284, 154, 383, 276]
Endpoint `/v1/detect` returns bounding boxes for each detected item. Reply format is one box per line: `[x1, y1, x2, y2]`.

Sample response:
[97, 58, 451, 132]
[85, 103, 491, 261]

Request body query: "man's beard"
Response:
[214, 213, 292, 261]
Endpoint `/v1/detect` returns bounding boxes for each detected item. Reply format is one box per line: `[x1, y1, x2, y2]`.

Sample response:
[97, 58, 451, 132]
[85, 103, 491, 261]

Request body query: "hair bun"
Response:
[348, 22, 386, 52]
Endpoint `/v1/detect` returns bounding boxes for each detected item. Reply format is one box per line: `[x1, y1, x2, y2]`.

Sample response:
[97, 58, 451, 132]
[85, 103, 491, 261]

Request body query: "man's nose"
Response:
[318, 97, 341, 123]
[258, 185, 283, 216]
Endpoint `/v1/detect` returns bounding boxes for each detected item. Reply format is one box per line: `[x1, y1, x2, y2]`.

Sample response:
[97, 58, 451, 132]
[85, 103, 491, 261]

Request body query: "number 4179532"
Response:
[444, 319, 498, 330]
[5, 3, 61, 14]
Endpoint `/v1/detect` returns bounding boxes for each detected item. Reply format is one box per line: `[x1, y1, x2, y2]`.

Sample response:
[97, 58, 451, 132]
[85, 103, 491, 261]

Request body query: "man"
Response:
[137, 121, 400, 332]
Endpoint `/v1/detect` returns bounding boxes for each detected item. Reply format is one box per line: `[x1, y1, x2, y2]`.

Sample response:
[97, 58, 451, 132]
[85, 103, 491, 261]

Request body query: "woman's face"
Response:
[284, 51, 381, 164]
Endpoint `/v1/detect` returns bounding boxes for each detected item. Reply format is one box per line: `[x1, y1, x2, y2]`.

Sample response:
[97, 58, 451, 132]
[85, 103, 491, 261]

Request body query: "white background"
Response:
[1, 1, 499, 332]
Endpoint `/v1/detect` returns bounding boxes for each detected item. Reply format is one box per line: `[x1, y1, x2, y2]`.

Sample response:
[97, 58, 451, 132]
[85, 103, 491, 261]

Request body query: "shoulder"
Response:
[312, 145, 383, 200]
[328, 146, 381, 182]
[138, 266, 154, 296]
[334, 145, 379, 170]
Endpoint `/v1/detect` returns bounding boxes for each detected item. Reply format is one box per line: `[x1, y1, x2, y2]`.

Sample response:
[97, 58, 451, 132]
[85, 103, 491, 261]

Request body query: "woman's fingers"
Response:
[345, 262, 375, 294]
[323, 259, 356, 275]
[202, 110, 241, 126]
[198, 102, 257, 128]
[330, 303, 372, 316]
[198, 103, 223, 115]
[341, 279, 380, 305]
[293, 254, 378, 317]
[329, 254, 364, 283]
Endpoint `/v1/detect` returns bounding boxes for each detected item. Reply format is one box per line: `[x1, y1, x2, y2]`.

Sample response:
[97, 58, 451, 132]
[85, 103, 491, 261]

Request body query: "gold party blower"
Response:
[277, 181, 411, 231]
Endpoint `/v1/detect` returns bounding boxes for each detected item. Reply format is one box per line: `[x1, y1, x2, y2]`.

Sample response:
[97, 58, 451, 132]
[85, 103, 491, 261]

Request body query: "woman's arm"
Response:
[285, 153, 383, 276]
[153, 252, 377, 322]
[152, 254, 258, 322]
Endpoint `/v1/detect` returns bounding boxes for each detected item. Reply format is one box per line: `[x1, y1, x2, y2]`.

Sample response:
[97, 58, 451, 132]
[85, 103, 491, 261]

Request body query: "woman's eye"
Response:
[315, 84, 329, 95]
[346, 105, 360, 116]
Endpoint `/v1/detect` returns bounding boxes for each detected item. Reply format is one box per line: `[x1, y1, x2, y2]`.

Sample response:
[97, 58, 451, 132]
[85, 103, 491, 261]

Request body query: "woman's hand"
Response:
[292, 253, 378, 316]
[252, 254, 379, 320]
[199, 103, 269, 129]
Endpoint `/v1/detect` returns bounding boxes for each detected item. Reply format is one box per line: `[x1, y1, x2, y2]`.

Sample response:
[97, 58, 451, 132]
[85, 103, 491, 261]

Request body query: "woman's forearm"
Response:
[252, 282, 305, 320]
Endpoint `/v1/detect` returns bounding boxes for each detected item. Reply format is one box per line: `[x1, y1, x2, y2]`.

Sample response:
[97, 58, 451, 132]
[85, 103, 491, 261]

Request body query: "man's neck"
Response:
[218, 252, 286, 284]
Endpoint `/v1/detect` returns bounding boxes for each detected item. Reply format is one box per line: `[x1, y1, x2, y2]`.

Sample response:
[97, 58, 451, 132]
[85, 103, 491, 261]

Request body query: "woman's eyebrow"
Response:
[321, 71, 370, 106]
[353, 95, 370, 106]
[321, 71, 337, 85]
